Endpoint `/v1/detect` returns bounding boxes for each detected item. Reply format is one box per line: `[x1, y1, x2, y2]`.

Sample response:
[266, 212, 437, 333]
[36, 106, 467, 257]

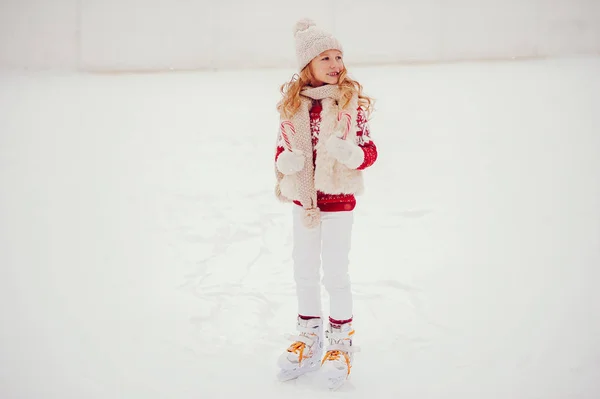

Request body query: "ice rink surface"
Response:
[1, 56, 599, 398]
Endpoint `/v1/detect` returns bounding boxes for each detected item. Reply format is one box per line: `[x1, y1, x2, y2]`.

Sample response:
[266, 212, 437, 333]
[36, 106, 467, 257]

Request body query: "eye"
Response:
[322, 57, 329, 61]
[336, 56, 343, 60]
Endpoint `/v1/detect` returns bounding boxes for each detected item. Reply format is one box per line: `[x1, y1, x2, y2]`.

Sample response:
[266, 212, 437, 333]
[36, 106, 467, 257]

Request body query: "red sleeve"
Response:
[355, 107, 377, 170]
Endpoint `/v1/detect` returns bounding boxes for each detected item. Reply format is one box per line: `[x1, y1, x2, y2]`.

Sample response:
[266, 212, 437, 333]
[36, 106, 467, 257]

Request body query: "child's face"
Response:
[308, 49, 344, 86]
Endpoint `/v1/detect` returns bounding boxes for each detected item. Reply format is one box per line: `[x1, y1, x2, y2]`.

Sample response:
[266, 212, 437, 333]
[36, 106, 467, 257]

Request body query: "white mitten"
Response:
[276, 149, 305, 175]
[325, 135, 365, 169]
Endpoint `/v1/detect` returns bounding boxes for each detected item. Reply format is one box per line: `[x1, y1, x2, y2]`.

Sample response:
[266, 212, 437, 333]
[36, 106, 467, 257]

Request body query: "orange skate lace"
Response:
[321, 329, 354, 375]
[287, 341, 307, 365]
[321, 350, 351, 375]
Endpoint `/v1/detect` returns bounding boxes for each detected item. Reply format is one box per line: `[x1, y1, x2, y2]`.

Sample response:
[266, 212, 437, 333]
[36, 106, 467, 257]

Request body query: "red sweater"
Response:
[275, 100, 377, 212]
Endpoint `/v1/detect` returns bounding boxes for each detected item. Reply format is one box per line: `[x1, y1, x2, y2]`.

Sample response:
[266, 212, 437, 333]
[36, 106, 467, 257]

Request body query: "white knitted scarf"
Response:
[276, 84, 358, 229]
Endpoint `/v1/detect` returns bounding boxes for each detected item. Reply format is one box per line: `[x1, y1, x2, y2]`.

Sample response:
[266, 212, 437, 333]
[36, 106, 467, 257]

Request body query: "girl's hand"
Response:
[276, 149, 305, 175]
[325, 135, 364, 169]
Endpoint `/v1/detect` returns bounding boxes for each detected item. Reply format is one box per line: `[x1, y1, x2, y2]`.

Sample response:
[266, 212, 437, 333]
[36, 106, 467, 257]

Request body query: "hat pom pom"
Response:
[294, 18, 315, 36]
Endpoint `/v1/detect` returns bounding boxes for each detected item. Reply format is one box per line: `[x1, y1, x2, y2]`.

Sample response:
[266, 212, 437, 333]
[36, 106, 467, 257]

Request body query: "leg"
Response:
[292, 206, 322, 317]
[277, 207, 324, 381]
[320, 210, 354, 321]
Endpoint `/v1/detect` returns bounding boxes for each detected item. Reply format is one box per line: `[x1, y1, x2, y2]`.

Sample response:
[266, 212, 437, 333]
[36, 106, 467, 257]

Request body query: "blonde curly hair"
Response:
[277, 64, 374, 120]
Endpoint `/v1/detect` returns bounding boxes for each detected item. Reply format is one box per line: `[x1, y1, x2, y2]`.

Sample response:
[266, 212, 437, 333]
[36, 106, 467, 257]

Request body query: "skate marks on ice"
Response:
[397, 208, 434, 219]
[352, 280, 441, 347]
[368, 207, 435, 229]
[168, 188, 296, 357]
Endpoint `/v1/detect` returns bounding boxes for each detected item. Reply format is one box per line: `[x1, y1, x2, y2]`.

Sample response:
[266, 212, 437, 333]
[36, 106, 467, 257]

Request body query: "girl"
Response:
[274, 19, 377, 389]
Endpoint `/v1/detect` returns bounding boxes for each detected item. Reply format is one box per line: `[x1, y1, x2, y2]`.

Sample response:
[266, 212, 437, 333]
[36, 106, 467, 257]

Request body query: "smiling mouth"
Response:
[327, 72, 340, 77]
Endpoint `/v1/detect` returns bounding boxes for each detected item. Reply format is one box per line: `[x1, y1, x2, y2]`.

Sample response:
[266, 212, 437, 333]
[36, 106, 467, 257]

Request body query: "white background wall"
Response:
[1, 0, 599, 71]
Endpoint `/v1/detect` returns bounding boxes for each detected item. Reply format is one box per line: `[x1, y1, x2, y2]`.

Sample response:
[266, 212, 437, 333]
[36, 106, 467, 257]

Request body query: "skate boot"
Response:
[277, 317, 324, 381]
[320, 320, 359, 390]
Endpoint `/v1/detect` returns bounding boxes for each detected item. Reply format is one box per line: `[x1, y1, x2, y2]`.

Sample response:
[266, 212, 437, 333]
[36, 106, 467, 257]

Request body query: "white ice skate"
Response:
[319, 321, 360, 390]
[276, 317, 323, 382]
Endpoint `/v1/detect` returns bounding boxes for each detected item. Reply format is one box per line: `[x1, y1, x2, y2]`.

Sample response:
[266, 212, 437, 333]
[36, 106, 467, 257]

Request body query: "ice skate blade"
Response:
[277, 363, 319, 382]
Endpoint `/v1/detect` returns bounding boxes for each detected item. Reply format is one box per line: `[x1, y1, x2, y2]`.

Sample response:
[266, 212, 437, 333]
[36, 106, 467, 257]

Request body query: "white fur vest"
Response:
[275, 85, 364, 226]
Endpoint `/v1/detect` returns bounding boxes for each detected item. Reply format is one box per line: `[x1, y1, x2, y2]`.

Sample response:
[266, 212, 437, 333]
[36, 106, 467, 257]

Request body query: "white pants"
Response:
[292, 206, 354, 321]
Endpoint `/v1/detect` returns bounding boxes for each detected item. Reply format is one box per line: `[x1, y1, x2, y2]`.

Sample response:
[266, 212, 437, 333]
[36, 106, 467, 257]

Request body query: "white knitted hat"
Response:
[294, 18, 343, 71]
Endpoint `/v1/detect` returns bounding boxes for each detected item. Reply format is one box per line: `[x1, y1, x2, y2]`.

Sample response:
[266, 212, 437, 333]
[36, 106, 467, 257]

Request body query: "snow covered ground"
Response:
[1, 56, 599, 398]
